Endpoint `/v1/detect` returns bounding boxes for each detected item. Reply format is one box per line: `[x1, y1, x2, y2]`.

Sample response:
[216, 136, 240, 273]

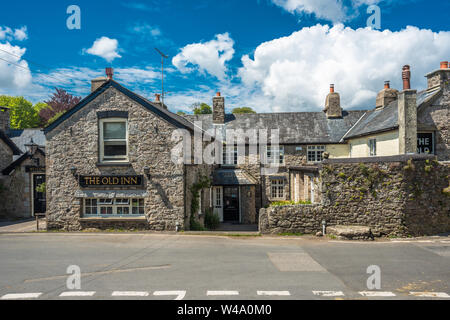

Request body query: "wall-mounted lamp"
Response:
[70, 166, 78, 178]
[143, 166, 150, 179]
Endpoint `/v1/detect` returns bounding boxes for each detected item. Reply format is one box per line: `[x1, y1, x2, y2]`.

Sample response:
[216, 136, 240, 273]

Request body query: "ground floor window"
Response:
[271, 179, 285, 199]
[84, 198, 145, 216]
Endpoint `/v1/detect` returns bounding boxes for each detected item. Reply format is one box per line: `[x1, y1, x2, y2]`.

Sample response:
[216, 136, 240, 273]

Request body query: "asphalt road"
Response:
[0, 233, 449, 300]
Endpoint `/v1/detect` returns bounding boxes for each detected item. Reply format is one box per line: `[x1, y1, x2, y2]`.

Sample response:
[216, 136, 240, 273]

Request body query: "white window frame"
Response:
[307, 145, 326, 163]
[271, 179, 285, 200]
[83, 198, 145, 217]
[369, 139, 377, 157]
[99, 118, 129, 163]
[222, 144, 238, 166]
[266, 146, 285, 165]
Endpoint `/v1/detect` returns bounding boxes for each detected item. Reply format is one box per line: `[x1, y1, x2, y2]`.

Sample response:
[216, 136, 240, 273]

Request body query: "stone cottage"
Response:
[0, 107, 47, 219]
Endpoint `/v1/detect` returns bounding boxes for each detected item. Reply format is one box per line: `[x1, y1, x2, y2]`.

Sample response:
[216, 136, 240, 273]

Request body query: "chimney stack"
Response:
[375, 81, 398, 109]
[213, 92, 225, 124]
[402, 65, 411, 90]
[91, 68, 113, 92]
[0, 106, 10, 132]
[324, 84, 342, 118]
[398, 65, 417, 154]
[426, 61, 450, 90]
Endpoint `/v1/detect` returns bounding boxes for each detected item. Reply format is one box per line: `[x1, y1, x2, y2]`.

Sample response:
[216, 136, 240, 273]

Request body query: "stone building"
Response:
[0, 107, 46, 219]
[41, 62, 449, 231]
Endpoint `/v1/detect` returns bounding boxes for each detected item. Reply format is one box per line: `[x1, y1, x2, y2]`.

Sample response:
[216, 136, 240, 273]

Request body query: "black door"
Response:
[33, 174, 46, 215]
[223, 187, 239, 222]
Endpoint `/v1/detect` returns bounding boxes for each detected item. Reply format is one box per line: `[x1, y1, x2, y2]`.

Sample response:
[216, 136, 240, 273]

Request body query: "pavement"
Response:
[0, 219, 45, 233]
[0, 232, 449, 300]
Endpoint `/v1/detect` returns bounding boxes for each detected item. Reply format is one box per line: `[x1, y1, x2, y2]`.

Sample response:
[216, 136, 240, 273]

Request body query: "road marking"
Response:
[410, 292, 450, 298]
[359, 291, 396, 297]
[257, 291, 291, 296]
[313, 291, 345, 297]
[153, 291, 186, 300]
[112, 291, 149, 297]
[1, 293, 42, 300]
[59, 291, 96, 297]
[207, 291, 239, 296]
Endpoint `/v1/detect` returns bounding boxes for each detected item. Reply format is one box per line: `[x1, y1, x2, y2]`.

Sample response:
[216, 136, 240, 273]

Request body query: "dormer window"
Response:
[100, 118, 128, 162]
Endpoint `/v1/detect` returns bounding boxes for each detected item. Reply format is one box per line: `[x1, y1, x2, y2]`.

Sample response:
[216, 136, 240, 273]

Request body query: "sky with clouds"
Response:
[0, 0, 449, 113]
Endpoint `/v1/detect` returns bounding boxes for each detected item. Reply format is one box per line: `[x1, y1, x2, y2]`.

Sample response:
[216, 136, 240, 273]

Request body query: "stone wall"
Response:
[260, 155, 450, 237]
[45, 86, 189, 231]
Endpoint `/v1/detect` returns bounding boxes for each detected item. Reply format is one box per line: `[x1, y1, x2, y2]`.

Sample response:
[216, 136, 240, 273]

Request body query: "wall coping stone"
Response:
[323, 154, 435, 164]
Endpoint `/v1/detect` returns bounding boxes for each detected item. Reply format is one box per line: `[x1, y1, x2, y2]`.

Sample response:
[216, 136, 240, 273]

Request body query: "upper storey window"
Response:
[307, 145, 325, 163]
[100, 118, 128, 162]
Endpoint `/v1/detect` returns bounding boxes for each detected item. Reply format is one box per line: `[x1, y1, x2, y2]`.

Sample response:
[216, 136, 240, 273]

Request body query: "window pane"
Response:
[104, 142, 127, 157]
[85, 207, 91, 214]
[104, 122, 126, 140]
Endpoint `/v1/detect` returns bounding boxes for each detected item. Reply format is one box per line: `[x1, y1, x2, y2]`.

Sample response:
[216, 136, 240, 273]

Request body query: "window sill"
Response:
[96, 162, 132, 167]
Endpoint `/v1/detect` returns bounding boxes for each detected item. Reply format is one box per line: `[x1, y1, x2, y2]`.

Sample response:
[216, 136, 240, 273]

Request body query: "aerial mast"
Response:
[155, 48, 169, 106]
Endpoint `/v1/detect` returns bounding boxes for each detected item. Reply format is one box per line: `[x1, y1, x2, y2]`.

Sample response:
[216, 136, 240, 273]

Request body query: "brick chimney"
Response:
[425, 61, 450, 90]
[91, 68, 113, 92]
[398, 65, 417, 154]
[0, 106, 10, 132]
[375, 81, 398, 109]
[153, 93, 167, 109]
[324, 84, 342, 118]
[213, 92, 225, 124]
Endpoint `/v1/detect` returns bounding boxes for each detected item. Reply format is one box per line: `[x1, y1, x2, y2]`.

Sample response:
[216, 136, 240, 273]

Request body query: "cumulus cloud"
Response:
[0, 42, 32, 90]
[85, 37, 121, 62]
[172, 33, 235, 80]
[0, 25, 28, 41]
[271, 0, 390, 23]
[238, 24, 450, 112]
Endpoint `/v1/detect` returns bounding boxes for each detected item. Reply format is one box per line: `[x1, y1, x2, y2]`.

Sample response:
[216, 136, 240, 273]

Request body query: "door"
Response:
[223, 187, 240, 222]
[212, 187, 224, 222]
[33, 174, 46, 215]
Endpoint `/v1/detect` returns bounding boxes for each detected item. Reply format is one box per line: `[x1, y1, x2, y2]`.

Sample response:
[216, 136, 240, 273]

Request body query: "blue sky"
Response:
[1, 0, 450, 114]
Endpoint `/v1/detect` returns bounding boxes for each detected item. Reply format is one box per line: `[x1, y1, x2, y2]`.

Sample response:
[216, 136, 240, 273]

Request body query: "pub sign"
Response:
[79, 175, 144, 188]
[417, 132, 434, 154]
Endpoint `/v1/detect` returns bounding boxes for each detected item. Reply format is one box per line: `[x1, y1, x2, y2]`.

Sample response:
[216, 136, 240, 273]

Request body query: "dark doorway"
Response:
[33, 174, 46, 215]
[223, 187, 239, 222]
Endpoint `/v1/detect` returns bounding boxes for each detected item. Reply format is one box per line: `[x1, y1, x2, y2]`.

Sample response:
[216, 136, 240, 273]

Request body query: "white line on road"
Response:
[59, 291, 96, 297]
[153, 291, 186, 300]
[1, 293, 42, 300]
[112, 291, 149, 297]
[313, 291, 345, 297]
[257, 291, 291, 296]
[207, 291, 239, 296]
[410, 292, 450, 298]
[359, 291, 396, 297]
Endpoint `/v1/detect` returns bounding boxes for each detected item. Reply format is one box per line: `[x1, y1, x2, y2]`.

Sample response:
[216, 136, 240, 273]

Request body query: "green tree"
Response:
[0, 96, 44, 129]
[192, 103, 212, 115]
[232, 107, 256, 114]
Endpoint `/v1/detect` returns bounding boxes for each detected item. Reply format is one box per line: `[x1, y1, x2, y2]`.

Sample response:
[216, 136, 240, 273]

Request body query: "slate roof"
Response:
[0, 129, 22, 155]
[44, 80, 200, 134]
[342, 88, 442, 140]
[212, 169, 258, 186]
[186, 111, 366, 144]
[8, 129, 46, 153]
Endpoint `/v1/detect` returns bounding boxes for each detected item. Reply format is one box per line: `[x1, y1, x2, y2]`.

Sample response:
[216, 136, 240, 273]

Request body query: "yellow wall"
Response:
[348, 130, 399, 158]
[326, 144, 350, 158]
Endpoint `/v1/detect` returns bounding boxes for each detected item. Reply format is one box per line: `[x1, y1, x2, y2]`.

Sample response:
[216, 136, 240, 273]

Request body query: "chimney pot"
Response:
[155, 94, 161, 102]
[106, 67, 114, 80]
[440, 61, 449, 69]
[216, 92, 221, 97]
[330, 84, 335, 93]
[402, 65, 411, 90]
[384, 81, 390, 89]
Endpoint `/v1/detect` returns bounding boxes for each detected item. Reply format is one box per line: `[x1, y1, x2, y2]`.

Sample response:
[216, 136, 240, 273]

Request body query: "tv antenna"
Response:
[155, 48, 169, 106]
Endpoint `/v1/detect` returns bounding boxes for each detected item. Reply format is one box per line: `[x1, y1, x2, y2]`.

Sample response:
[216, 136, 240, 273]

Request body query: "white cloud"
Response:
[85, 37, 122, 62]
[0, 42, 32, 90]
[271, 0, 391, 23]
[0, 25, 28, 41]
[172, 33, 235, 80]
[237, 24, 450, 112]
